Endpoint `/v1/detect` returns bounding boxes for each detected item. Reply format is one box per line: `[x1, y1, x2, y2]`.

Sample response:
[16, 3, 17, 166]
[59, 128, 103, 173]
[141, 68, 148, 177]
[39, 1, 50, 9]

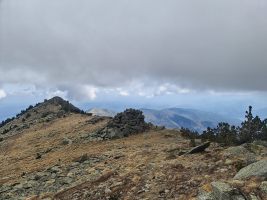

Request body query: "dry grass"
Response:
[0, 114, 239, 199]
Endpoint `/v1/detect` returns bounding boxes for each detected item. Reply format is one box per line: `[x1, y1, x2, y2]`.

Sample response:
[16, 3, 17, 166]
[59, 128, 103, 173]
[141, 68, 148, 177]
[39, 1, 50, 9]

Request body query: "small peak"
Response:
[43, 96, 82, 114]
[45, 96, 66, 105]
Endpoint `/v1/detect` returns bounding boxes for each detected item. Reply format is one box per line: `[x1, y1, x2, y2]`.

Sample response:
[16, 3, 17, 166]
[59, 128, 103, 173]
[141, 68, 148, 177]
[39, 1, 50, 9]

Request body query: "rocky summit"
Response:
[0, 97, 266, 200]
[90, 109, 149, 140]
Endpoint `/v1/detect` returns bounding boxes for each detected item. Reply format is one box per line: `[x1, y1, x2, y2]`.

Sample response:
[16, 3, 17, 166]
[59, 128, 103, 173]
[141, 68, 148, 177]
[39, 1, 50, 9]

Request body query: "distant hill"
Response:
[87, 108, 116, 117]
[0, 96, 84, 138]
[141, 108, 240, 132]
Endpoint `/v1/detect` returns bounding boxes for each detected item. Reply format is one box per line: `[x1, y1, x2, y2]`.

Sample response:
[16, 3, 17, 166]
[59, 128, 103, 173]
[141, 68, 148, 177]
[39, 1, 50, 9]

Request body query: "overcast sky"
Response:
[0, 0, 267, 119]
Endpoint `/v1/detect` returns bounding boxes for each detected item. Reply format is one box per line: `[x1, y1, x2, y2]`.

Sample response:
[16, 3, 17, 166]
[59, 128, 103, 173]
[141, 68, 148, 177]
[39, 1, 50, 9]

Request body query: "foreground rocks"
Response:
[198, 180, 266, 200]
[196, 141, 267, 200]
[0, 156, 106, 200]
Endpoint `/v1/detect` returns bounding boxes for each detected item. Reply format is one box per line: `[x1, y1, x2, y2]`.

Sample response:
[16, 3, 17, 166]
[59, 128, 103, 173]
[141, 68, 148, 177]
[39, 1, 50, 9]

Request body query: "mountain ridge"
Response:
[0, 96, 84, 139]
[141, 107, 240, 132]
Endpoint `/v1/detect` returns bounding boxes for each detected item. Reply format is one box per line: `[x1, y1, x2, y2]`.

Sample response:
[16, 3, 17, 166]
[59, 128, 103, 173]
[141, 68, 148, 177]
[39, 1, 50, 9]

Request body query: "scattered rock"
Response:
[35, 153, 42, 159]
[73, 154, 89, 163]
[197, 189, 214, 200]
[186, 142, 210, 154]
[234, 160, 267, 180]
[61, 137, 72, 145]
[260, 181, 267, 194]
[211, 181, 243, 200]
[249, 193, 260, 200]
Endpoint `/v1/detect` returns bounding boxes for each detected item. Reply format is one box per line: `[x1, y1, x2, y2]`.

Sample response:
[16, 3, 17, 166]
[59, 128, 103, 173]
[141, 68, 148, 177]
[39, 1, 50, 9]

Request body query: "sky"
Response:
[0, 0, 267, 120]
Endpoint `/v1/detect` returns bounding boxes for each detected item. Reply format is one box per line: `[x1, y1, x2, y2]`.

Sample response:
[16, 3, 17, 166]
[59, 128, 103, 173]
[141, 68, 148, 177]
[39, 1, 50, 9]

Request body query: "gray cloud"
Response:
[0, 0, 267, 94]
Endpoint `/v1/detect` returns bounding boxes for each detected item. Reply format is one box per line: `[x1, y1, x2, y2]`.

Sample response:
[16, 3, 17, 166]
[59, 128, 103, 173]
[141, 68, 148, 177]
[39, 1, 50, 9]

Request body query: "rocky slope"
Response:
[0, 96, 84, 140]
[0, 98, 266, 200]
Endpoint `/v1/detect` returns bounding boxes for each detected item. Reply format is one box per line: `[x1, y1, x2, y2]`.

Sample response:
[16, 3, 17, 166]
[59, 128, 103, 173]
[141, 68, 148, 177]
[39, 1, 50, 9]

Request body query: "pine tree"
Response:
[238, 106, 262, 144]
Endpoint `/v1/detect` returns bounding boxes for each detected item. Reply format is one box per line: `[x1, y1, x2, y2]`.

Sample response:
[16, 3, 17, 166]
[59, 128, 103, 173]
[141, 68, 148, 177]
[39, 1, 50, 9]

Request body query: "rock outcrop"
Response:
[89, 109, 148, 140]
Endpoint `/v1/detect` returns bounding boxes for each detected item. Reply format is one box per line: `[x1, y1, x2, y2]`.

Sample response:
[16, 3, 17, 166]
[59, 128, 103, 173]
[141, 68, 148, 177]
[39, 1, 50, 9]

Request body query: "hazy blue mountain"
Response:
[141, 108, 240, 132]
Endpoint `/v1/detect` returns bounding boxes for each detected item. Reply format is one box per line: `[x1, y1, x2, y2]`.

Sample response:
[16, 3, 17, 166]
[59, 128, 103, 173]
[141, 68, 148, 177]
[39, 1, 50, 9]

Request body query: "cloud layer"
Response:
[1, 0, 267, 100]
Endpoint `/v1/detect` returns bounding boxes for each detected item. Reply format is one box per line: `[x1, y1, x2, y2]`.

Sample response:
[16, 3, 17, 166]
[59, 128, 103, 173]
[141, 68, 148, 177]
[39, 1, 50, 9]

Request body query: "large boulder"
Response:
[91, 109, 148, 140]
[211, 182, 244, 200]
[222, 146, 257, 166]
[234, 159, 267, 180]
[223, 146, 252, 157]
[197, 182, 245, 200]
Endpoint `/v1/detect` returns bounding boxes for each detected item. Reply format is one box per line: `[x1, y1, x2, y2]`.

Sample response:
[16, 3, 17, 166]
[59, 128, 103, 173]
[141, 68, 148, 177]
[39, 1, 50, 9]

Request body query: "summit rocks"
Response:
[89, 109, 149, 140]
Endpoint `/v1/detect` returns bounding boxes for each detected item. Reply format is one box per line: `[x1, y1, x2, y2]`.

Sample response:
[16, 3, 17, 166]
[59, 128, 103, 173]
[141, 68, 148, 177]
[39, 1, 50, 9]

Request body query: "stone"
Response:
[60, 177, 73, 185]
[49, 166, 62, 173]
[35, 153, 42, 159]
[0, 185, 11, 193]
[249, 194, 259, 200]
[197, 191, 214, 200]
[211, 181, 239, 200]
[186, 142, 210, 154]
[223, 146, 251, 156]
[45, 179, 56, 186]
[14, 183, 24, 190]
[61, 137, 72, 145]
[75, 153, 89, 163]
[223, 146, 256, 165]
[234, 160, 267, 180]
[23, 180, 36, 189]
[105, 188, 112, 194]
[232, 195, 246, 200]
[225, 159, 234, 165]
[260, 181, 267, 194]
[87, 116, 108, 124]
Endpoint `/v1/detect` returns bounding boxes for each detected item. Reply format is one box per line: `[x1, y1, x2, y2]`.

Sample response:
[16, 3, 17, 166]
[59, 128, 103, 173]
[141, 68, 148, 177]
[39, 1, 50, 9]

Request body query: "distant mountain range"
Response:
[86, 107, 240, 132]
[141, 108, 240, 132]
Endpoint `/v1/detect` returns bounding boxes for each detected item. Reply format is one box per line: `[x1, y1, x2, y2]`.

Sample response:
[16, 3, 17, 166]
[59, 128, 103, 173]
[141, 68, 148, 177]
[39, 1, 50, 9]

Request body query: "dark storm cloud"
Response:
[0, 0, 267, 92]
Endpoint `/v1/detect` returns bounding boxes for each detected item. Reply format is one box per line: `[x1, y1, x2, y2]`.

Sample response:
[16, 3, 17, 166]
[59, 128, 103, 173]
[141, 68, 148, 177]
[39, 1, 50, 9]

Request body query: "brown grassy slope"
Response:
[0, 114, 108, 184]
[0, 114, 239, 200]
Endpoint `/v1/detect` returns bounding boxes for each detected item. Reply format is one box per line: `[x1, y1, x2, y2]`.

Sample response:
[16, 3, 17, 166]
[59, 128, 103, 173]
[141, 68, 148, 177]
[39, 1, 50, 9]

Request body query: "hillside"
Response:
[0, 98, 266, 200]
[141, 108, 240, 132]
[0, 96, 83, 140]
